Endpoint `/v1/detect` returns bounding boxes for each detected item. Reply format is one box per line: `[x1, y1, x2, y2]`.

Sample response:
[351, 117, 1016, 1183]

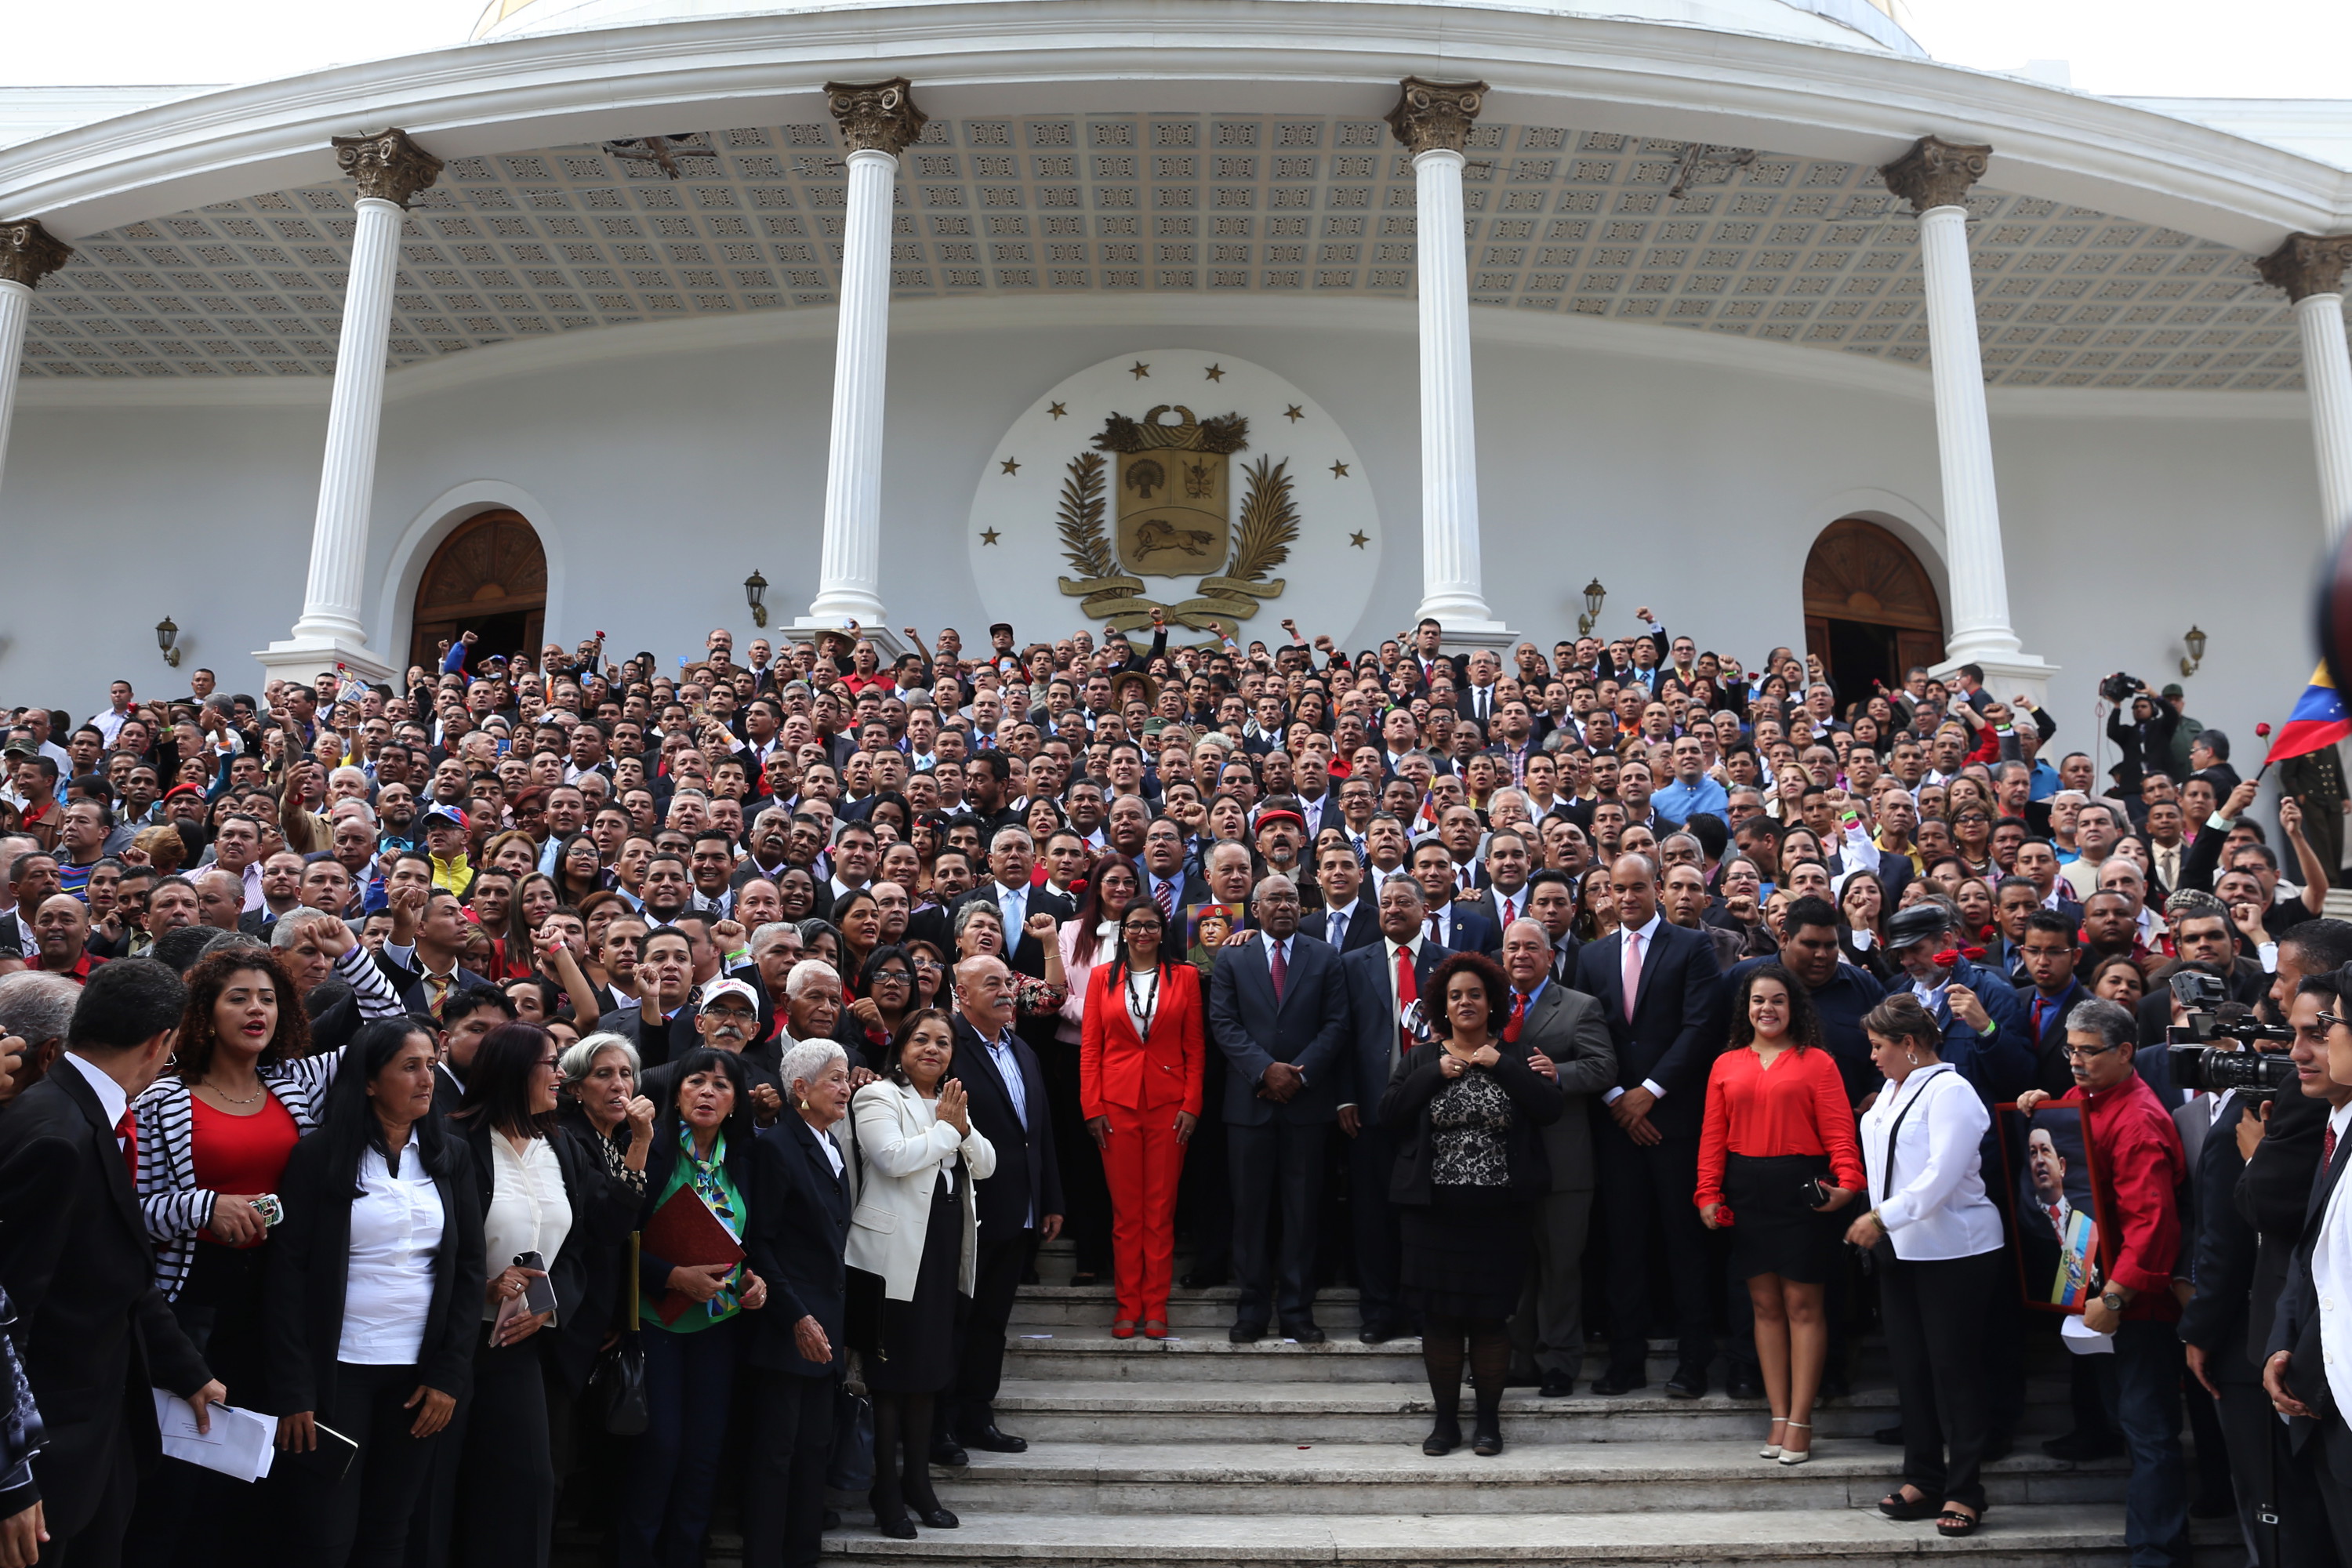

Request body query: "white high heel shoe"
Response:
[1777, 1420, 1813, 1466]
[1759, 1417, 1788, 1459]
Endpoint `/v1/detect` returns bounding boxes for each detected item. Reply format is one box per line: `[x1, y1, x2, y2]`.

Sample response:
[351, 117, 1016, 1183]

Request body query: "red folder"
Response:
[642, 1183, 745, 1327]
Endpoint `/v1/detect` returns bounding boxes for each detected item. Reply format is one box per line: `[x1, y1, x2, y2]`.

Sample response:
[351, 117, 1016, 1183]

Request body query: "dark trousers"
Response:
[448, 1338, 555, 1568]
[1179, 1051, 1233, 1279]
[949, 1228, 1029, 1436]
[1880, 1249, 2000, 1512]
[292, 1361, 447, 1568]
[35, 1420, 136, 1568]
[1345, 1123, 1405, 1330]
[1229, 1118, 1330, 1330]
[619, 1319, 739, 1568]
[741, 1369, 836, 1568]
[1511, 1186, 1595, 1378]
[2318, 1417, 2352, 1566]
[2092, 1319, 2191, 1568]
[1593, 1121, 1712, 1370]
[1038, 1035, 1111, 1275]
[2205, 1339, 2339, 1568]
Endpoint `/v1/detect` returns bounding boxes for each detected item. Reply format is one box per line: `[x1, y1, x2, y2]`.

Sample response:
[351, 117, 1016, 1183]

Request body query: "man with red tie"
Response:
[0, 958, 223, 1567]
[1338, 877, 1446, 1343]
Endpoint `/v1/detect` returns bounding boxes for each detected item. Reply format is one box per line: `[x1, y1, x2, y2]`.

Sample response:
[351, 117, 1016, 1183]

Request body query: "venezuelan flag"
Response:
[2265, 665, 2352, 764]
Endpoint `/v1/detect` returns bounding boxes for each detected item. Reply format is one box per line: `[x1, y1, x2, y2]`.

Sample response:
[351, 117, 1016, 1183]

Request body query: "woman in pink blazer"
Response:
[1080, 899, 1205, 1338]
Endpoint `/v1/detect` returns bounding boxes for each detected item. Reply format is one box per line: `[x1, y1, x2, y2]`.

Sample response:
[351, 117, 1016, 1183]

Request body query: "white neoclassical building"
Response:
[2, 0, 2349, 747]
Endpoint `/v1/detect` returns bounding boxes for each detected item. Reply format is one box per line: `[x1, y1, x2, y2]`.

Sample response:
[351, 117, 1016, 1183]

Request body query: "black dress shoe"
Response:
[1359, 1323, 1396, 1345]
[930, 1436, 969, 1468]
[876, 1512, 917, 1540]
[1423, 1419, 1461, 1455]
[1664, 1365, 1707, 1400]
[916, 1507, 960, 1529]
[1538, 1370, 1577, 1399]
[962, 1425, 1027, 1454]
[2041, 1430, 2124, 1463]
[1229, 1323, 1265, 1343]
[1591, 1366, 1647, 1396]
[1284, 1323, 1327, 1345]
[1472, 1420, 1503, 1457]
[1726, 1369, 1765, 1401]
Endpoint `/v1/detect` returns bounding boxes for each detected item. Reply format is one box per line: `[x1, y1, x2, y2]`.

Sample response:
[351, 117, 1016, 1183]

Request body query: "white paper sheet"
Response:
[152, 1389, 278, 1482]
[2059, 1312, 2116, 1356]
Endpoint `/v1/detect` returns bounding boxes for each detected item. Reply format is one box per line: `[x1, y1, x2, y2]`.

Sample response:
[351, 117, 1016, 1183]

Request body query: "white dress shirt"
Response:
[482, 1134, 572, 1323]
[2316, 1101, 2352, 1415]
[340, 1145, 446, 1363]
[1857, 1063, 2002, 1261]
[64, 1052, 129, 1153]
[1321, 899, 1361, 949]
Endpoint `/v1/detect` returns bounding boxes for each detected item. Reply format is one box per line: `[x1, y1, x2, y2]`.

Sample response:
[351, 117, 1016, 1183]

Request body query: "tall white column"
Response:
[1882, 137, 2054, 702]
[259, 129, 441, 686]
[0, 220, 73, 510]
[798, 79, 925, 647]
[2258, 235, 2352, 542]
[1388, 78, 1512, 648]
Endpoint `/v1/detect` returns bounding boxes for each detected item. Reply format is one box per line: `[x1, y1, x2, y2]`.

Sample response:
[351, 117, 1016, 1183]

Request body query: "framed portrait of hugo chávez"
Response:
[1997, 1105, 2116, 1315]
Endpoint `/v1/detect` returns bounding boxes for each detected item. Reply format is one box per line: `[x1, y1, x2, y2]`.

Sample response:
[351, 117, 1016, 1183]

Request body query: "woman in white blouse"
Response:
[846, 1009, 996, 1538]
[1845, 994, 2003, 1540]
[266, 1019, 486, 1567]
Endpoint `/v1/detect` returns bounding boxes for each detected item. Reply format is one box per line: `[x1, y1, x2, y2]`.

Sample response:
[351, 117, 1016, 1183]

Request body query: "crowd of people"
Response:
[0, 608, 2349, 1568]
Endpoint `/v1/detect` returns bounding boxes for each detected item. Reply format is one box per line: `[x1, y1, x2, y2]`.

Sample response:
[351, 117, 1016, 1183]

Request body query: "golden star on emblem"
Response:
[1348, 531, 1370, 549]
[1330, 461, 1350, 477]
[979, 528, 1002, 545]
[1284, 405, 1305, 422]
[1048, 401, 1068, 419]
[1129, 361, 1150, 378]
[1000, 458, 1021, 475]
[1203, 364, 1225, 381]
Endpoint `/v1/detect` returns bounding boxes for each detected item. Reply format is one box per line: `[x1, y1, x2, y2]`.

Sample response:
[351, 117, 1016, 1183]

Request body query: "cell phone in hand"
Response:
[515, 1250, 558, 1316]
[1799, 1178, 1832, 1208]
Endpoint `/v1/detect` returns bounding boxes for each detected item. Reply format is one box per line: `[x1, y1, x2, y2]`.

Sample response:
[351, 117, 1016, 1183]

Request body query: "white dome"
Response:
[474, 0, 1923, 56]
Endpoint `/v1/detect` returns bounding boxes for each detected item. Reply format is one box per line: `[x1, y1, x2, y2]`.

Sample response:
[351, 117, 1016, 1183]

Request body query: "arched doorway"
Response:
[1802, 518, 1945, 710]
[408, 510, 547, 672]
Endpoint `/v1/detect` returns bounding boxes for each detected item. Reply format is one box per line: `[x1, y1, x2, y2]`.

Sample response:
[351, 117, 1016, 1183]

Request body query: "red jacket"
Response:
[2058, 1070, 2186, 1318]
[1080, 960, 1205, 1120]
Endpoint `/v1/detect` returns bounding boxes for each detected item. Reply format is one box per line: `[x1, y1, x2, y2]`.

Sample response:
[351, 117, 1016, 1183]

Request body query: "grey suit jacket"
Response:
[1514, 982, 1617, 1192]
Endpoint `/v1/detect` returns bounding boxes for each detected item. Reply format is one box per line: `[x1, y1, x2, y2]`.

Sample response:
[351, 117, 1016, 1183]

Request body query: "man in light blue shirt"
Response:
[1650, 736, 1729, 827]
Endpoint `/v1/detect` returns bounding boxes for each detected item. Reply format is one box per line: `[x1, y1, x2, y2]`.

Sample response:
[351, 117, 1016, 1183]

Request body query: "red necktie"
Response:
[1395, 946, 1417, 1054]
[1505, 990, 1527, 1044]
[114, 1109, 138, 1184]
[1501, 897, 1516, 927]
[1268, 938, 1287, 1004]
[2327, 1123, 2339, 1172]
[1156, 879, 1177, 920]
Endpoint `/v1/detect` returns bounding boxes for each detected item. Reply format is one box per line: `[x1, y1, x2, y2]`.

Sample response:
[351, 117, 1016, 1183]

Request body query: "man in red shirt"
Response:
[29, 895, 104, 984]
[2017, 996, 2188, 1568]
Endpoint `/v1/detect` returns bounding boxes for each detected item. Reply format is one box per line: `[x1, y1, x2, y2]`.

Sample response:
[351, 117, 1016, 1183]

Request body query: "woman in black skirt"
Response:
[1695, 964, 1865, 1465]
[1378, 952, 1564, 1457]
[844, 1009, 996, 1537]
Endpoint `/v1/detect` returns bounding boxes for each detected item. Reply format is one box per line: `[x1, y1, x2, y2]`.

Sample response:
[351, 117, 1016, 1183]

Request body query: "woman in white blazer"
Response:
[845, 1007, 996, 1538]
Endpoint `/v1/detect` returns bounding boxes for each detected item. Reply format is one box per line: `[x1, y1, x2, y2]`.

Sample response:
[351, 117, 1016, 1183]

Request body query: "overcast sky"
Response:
[9, 0, 2350, 98]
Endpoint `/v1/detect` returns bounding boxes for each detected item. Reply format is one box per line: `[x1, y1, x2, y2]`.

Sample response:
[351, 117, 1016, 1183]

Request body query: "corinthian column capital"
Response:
[2257, 233, 2352, 303]
[826, 78, 927, 157]
[332, 127, 444, 208]
[1880, 135, 1992, 215]
[0, 219, 71, 289]
[1385, 77, 1489, 157]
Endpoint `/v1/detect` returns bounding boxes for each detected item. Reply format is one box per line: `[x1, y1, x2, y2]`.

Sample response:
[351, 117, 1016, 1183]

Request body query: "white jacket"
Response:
[845, 1080, 996, 1301]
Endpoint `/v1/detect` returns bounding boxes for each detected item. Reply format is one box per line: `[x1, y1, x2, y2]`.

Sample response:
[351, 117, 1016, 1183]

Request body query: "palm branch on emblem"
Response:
[1056, 451, 1116, 580]
[1227, 456, 1298, 583]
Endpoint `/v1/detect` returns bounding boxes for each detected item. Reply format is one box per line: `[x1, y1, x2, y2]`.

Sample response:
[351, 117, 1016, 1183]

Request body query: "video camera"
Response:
[2165, 971, 2296, 1098]
[2098, 672, 2143, 704]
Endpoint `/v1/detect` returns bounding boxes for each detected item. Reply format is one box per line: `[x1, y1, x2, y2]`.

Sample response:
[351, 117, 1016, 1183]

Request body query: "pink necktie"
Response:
[1621, 929, 1642, 1022]
[1269, 938, 1287, 1004]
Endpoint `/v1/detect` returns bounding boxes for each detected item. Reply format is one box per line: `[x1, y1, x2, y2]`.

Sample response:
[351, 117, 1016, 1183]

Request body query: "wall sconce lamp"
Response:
[1577, 579, 1607, 637]
[2180, 624, 2207, 678]
[744, 569, 769, 629]
[156, 615, 182, 668]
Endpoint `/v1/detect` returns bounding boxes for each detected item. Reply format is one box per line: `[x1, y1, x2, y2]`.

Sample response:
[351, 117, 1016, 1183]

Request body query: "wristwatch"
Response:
[2100, 1290, 2127, 1313]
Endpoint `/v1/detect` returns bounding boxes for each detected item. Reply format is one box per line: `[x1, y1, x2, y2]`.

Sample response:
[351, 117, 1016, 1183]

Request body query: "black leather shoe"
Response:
[1423, 1420, 1461, 1456]
[2041, 1430, 2124, 1463]
[1538, 1370, 1577, 1399]
[1359, 1322, 1396, 1345]
[876, 1512, 917, 1540]
[1726, 1368, 1765, 1400]
[930, 1436, 968, 1468]
[1284, 1323, 1327, 1345]
[916, 1507, 960, 1530]
[1591, 1366, 1647, 1396]
[1664, 1364, 1707, 1400]
[962, 1425, 1027, 1454]
[1229, 1323, 1266, 1343]
[1472, 1421, 1503, 1457]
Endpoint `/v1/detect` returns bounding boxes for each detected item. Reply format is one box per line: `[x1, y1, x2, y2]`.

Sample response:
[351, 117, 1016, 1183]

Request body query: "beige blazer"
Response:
[845, 1079, 997, 1301]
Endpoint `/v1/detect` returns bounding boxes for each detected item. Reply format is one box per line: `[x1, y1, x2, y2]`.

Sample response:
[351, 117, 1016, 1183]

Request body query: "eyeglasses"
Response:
[2062, 1043, 2119, 1062]
[2314, 1011, 2343, 1033]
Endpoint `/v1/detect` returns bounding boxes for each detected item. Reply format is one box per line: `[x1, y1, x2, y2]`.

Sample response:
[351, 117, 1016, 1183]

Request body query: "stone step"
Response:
[815, 1507, 2238, 1566]
[1011, 1286, 1367, 1330]
[1004, 1333, 1429, 1382]
[989, 1378, 2071, 1446]
[927, 1439, 2129, 1516]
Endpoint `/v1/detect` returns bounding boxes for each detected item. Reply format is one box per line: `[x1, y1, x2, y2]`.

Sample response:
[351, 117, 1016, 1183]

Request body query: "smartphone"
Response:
[1799, 1178, 1832, 1208]
[515, 1250, 558, 1316]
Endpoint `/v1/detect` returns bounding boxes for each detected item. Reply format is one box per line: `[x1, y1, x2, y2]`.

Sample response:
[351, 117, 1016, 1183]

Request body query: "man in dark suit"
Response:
[1500, 916, 1617, 1397]
[1337, 876, 1445, 1342]
[1463, 830, 1537, 952]
[428, 985, 520, 1116]
[1312, 840, 1381, 957]
[946, 953, 1064, 1454]
[377, 887, 491, 1020]
[1139, 817, 1210, 928]
[1207, 874, 1348, 1341]
[1410, 841, 1494, 954]
[744, 1038, 855, 1568]
[1577, 852, 1722, 1396]
[2016, 910, 2094, 1094]
[0, 958, 224, 1566]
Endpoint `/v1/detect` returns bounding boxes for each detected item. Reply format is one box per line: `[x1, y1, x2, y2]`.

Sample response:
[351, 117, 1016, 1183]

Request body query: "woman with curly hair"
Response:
[1378, 951, 1565, 1457]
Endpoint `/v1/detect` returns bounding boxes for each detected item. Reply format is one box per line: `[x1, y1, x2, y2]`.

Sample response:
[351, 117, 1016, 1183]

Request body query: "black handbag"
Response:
[826, 1357, 874, 1492]
[588, 1334, 649, 1436]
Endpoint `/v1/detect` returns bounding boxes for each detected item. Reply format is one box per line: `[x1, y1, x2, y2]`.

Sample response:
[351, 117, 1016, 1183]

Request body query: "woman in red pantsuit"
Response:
[1080, 900, 1204, 1339]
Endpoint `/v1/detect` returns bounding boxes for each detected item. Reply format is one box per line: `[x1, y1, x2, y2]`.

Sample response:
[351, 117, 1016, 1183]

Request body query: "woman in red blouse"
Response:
[1697, 964, 1864, 1465]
